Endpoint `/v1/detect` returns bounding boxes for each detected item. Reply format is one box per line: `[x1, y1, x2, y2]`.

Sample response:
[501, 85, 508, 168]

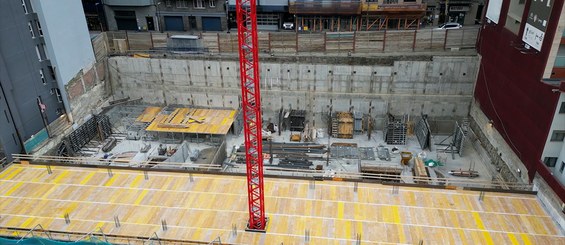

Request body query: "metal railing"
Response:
[0, 225, 219, 245]
[9, 153, 531, 191]
[0, 157, 7, 169]
[12, 154, 223, 171]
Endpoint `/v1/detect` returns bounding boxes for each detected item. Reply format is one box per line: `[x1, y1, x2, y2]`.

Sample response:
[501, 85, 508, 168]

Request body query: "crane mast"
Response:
[236, 0, 266, 231]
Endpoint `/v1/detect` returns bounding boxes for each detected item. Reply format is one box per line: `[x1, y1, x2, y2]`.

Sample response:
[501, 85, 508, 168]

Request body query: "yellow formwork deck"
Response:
[0, 164, 564, 244]
[135, 106, 163, 123]
[145, 107, 236, 135]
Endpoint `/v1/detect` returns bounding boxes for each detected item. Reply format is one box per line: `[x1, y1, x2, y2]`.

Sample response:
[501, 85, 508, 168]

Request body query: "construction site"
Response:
[1, 0, 565, 244]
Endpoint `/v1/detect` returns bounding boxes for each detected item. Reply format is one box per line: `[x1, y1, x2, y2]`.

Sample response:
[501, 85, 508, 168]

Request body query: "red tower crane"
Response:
[235, 0, 266, 231]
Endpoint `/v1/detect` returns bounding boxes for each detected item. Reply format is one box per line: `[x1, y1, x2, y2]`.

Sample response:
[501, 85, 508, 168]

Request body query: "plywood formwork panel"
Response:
[0, 164, 563, 244]
[144, 107, 236, 135]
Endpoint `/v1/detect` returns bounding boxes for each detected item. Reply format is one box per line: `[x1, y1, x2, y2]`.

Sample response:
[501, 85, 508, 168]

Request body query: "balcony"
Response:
[289, 0, 362, 15]
[102, 0, 154, 6]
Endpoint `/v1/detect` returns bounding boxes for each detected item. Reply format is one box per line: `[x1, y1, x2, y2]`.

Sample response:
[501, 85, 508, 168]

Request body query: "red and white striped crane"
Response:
[235, 0, 266, 231]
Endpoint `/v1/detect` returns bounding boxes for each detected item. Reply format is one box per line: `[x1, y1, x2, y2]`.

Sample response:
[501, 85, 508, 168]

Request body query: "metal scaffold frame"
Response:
[236, 0, 266, 231]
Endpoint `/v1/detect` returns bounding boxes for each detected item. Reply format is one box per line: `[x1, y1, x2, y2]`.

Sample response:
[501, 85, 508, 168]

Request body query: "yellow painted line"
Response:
[104, 175, 118, 187]
[0, 167, 16, 179]
[337, 202, 344, 219]
[507, 233, 520, 245]
[41, 186, 57, 199]
[481, 231, 495, 245]
[109, 189, 122, 203]
[6, 216, 22, 227]
[3, 168, 24, 180]
[172, 178, 183, 190]
[397, 224, 406, 243]
[20, 217, 35, 228]
[392, 206, 401, 224]
[221, 118, 228, 125]
[65, 202, 79, 214]
[520, 233, 532, 245]
[191, 228, 202, 241]
[134, 189, 149, 205]
[96, 221, 105, 229]
[80, 172, 96, 185]
[4, 182, 24, 196]
[229, 110, 236, 118]
[52, 170, 69, 184]
[129, 175, 143, 188]
[457, 229, 468, 245]
[472, 212, 485, 230]
[343, 220, 352, 239]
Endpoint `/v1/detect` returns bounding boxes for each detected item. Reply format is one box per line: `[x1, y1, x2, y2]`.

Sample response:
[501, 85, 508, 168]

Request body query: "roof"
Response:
[0, 164, 563, 244]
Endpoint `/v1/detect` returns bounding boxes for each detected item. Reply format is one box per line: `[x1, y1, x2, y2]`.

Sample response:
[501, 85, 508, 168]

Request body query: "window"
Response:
[194, 0, 205, 9]
[39, 69, 45, 84]
[54, 88, 62, 103]
[35, 45, 42, 61]
[28, 22, 34, 38]
[177, 0, 189, 8]
[550, 130, 565, 142]
[544, 157, 558, 167]
[560, 162, 565, 173]
[559, 102, 565, 114]
[209, 0, 216, 7]
[36, 21, 43, 36]
[21, 0, 28, 14]
[42, 44, 48, 59]
[48, 66, 56, 79]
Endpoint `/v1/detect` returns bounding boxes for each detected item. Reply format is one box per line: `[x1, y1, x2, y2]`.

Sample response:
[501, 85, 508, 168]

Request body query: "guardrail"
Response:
[11, 151, 532, 192]
[12, 154, 222, 171]
[0, 226, 226, 245]
[0, 157, 7, 169]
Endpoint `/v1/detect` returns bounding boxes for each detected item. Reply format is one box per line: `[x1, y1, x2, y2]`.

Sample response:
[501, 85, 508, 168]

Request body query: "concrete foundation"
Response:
[108, 54, 479, 134]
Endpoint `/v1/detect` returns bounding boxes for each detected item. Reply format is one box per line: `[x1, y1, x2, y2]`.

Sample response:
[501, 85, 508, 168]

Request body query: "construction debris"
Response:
[448, 170, 479, 178]
[331, 112, 354, 139]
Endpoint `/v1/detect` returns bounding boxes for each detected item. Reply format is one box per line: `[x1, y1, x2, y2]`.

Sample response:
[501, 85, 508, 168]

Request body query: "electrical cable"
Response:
[480, 60, 522, 158]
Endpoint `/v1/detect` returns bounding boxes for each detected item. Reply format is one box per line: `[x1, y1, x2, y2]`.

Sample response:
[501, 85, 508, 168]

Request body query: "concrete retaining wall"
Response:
[469, 101, 527, 184]
[533, 174, 565, 234]
[108, 54, 479, 133]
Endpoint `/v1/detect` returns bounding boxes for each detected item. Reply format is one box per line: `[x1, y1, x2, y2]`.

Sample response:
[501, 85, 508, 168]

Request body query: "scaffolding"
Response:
[291, 1, 426, 31]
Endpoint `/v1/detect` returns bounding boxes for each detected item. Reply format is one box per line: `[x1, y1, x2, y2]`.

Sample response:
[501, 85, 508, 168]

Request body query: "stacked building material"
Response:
[413, 157, 429, 183]
[278, 158, 313, 169]
[361, 163, 403, 175]
[235, 141, 326, 167]
[331, 112, 354, 139]
[289, 110, 306, 131]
